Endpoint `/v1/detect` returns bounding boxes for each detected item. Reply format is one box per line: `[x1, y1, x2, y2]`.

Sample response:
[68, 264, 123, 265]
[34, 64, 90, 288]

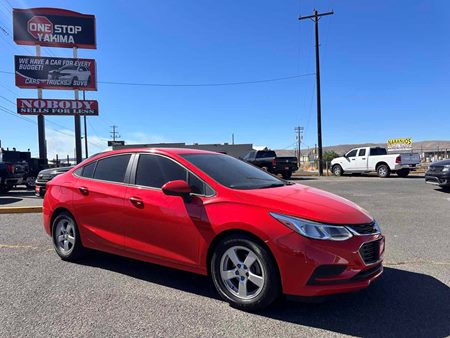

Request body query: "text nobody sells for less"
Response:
[17, 98, 98, 116]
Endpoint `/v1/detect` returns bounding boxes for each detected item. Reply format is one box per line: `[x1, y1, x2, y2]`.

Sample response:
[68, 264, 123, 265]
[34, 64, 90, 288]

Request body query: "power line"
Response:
[0, 69, 315, 87]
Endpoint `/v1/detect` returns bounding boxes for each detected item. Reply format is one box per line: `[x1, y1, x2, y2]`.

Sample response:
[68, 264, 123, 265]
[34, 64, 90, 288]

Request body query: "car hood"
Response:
[233, 183, 373, 225]
[430, 159, 450, 166]
[38, 166, 73, 176]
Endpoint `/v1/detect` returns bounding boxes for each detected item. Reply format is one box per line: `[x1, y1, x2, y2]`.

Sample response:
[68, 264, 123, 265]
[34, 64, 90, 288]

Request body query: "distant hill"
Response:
[275, 140, 450, 157]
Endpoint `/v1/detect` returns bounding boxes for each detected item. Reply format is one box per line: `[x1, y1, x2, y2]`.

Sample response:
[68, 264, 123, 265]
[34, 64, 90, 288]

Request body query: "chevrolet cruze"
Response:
[43, 148, 384, 311]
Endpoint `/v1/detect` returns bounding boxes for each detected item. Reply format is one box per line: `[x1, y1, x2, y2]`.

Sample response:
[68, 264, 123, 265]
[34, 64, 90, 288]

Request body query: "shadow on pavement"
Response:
[78, 253, 450, 337]
[434, 187, 450, 194]
[0, 197, 23, 205]
[260, 267, 450, 337]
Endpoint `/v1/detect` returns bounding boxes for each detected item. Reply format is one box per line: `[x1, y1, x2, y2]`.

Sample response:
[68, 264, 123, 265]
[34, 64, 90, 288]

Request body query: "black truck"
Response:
[0, 149, 27, 193]
[241, 149, 298, 179]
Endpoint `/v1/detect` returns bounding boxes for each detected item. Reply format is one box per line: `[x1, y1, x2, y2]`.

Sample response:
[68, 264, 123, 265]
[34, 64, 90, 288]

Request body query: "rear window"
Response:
[93, 154, 131, 183]
[81, 162, 96, 178]
[256, 151, 276, 159]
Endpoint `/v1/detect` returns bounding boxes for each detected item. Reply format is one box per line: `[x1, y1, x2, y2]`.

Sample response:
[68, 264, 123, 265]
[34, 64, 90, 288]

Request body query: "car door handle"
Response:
[78, 186, 89, 195]
[129, 196, 144, 208]
[362, 158, 366, 160]
[351, 158, 355, 161]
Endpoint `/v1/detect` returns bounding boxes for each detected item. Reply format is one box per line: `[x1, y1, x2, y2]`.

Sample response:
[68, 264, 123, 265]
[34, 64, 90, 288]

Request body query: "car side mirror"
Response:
[162, 180, 192, 201]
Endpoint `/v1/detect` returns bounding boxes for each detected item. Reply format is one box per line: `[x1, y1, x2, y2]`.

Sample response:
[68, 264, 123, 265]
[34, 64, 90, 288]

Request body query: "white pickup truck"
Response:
[330, 147, 421, 178]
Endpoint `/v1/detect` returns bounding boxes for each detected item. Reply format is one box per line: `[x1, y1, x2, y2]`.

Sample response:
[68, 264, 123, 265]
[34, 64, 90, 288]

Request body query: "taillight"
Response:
[395, 156, 401, 163]
[272, 159, 276, 166]
[7, 164, 14, 174]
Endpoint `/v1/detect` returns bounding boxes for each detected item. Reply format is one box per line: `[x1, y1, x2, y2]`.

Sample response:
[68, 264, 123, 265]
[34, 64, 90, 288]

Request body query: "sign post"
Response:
[13, 7, 97, 164]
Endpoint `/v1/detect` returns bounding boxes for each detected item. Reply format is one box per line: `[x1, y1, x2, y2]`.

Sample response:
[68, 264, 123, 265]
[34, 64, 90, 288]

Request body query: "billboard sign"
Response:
[13, 8, 96, 49]
[387, 138, 413, 152]
[15, 55, 97, 90]
[17, 98, 98, 116]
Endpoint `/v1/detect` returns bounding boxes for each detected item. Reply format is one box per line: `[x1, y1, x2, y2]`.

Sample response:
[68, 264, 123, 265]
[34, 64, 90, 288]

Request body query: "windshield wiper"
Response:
[259, 183, 285, 189]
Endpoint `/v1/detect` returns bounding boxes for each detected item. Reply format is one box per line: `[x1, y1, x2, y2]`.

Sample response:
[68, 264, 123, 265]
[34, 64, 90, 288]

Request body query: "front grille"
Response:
[347, 222, 378, 235]
[359, 240, 381, 264]
[428, 166, 443, 173]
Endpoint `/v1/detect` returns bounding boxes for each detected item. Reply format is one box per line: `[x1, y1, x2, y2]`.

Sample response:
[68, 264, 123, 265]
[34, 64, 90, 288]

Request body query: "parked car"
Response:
[0, 149, 27, 193]
[43, 148, 384, 311]
[48, 65, 91, 86]
[241, 149, 298, 179]
[331, 147, 421, 178]
[425, 159, 450, 189]
[35, 166, 73, 197]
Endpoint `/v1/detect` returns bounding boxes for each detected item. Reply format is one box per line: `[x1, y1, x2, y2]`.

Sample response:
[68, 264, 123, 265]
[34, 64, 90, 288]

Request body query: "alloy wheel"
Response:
[219, 246, 265, 300]
[55, 218, 76, 254]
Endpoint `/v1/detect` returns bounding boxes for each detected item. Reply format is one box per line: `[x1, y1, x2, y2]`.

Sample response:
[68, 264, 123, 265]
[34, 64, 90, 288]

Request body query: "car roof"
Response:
[88, 148, 221, 161]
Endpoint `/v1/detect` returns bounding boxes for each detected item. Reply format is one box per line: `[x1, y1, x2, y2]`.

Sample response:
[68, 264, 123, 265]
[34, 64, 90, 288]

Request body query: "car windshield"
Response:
[181, 153, 286, 190]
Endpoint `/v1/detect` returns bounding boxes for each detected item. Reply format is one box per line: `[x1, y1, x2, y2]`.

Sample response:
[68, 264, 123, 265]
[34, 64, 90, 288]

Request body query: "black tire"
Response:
[332, 164, 343, 176]
[377, 164, 390, 178]
[397, 169, 410, 178]
[282, 171, 292, 180]
[210, 234, 280, 311]
[51, 211, 86, 261]
[25, 176, 36, 189]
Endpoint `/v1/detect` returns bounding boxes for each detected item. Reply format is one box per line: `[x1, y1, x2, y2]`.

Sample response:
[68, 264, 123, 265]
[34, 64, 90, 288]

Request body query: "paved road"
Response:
[1, 177, 449, 337]
[0, 188, 42, 208]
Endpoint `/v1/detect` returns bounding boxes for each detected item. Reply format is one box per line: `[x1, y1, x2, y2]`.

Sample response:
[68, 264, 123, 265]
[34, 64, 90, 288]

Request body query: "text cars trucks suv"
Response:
[331, 147, 420, 178]
[242, 150, 298, 179]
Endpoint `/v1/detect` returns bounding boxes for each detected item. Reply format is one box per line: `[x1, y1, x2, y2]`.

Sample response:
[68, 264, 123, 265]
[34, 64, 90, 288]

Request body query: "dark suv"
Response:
[35, 166, 73, 197]
[425, 159, 450, 189]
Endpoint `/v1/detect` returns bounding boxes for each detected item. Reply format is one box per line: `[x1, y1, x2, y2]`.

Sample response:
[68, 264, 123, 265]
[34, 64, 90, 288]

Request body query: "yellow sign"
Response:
[387, 138, 413, 151]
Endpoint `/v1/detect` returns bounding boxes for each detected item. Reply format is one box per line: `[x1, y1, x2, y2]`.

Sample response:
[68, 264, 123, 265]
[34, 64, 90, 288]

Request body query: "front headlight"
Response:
[443, 165, 450, 172]
[270, 212, 353, 241]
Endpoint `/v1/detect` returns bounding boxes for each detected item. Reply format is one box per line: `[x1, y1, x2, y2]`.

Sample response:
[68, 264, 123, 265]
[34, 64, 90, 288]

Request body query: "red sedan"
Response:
[43, 148, 384, 311]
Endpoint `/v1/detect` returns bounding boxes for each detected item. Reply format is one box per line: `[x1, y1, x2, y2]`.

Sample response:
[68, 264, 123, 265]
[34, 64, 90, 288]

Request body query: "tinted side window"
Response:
[93, 154, 131, 183]
[81, 161, 96, 178]
[358, 149, 366, 156]
[347, 150, 358, 157]
[136, 155, 186, 188]
[370, 148, 387, 156]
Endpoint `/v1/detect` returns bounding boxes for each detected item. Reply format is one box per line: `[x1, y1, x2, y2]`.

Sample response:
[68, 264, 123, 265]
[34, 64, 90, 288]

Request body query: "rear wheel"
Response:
[25, 176, 36, 189]
[377, 164, 390, 178]
[211, 235, 280, 311]
[332, 165, 343, 176]
[52, 212, 86, 261]
[281, 171, 292, 180]
[397, 169, 410, 178]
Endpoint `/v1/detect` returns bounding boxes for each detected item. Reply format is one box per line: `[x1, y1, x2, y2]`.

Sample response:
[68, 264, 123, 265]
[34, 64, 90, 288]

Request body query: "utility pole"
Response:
[299, 9, 334, 176]
[110, 125, 120, 142]
[294, 126, 304, 164]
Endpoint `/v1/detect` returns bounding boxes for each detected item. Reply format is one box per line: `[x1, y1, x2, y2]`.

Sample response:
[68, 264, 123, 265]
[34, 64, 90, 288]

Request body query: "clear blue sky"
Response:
[0, 0, 449, 158]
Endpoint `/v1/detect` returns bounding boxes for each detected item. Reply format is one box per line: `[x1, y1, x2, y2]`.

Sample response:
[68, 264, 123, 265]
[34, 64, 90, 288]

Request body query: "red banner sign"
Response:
[13, 8, 96, 49]
[17, 98, 98, 116]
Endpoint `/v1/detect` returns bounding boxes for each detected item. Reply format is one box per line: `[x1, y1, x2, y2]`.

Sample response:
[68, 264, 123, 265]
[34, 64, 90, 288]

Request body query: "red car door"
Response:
[123, 153, 211, 269]
[72, 154, 132, 255]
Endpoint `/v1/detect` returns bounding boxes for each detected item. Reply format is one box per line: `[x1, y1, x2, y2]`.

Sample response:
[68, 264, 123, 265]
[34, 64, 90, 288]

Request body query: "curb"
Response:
[0, 206, 43, 214]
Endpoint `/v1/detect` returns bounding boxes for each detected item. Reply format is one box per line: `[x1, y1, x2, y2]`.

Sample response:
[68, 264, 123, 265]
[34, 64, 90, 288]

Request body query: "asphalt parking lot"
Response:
[1, 176, 449, 337]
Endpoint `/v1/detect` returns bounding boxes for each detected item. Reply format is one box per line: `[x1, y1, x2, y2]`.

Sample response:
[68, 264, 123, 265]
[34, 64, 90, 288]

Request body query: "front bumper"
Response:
[35, 182, 47, 197]
[425, 172, 450, 187]
[270, 231, 384, 297]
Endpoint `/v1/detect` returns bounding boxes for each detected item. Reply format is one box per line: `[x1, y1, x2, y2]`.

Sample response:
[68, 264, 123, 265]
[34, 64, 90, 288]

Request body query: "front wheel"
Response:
[332, 165, 343, 176]
[377, 164, 390, 178]
[52, 212, 86, 261]
[211, 235, 280, 311]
